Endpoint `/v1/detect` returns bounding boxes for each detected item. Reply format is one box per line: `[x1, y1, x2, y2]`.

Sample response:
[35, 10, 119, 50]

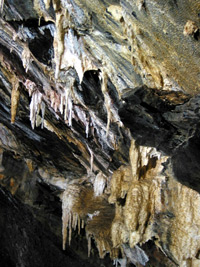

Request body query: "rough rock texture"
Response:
[0, 0, 200, 266]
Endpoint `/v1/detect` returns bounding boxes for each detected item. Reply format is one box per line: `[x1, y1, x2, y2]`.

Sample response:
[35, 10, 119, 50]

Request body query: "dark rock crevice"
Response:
[0, 185, 111, 267]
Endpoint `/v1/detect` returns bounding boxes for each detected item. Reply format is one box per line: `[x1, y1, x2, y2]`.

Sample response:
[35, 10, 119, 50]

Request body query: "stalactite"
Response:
[93, 171, 106, 197]
[62, 183, 115, 259]
[53, 12, 98, 83]
[96, 239, 105, 259]
[24, 79, 37, 96]
[90, 112, 115, 150]
[87, 144, 94, 173]
[60, 28, 96, 83]
[64, 87, 70, 121]
[51, 1, 70, 79]
[101, 69, 112, 137]
[34, 0, 54, 24]
[22, 46, 32, 73]
[78, 216, 81, 234]
[24, 79, 47, 129]
[0, 0, 4, 13]
[68, 212, 72, 245]
[50, 90, 59, 112]
[44, 0, 51, 9]
[49, 85, 74, 127]
[73, 105, 90, 139]
[68, 97, 73, 127]
[41, 101, 45, 129]
[87, 234, 92, 257]
[33, 0, 43, 22]
[85, 120, 89, 138]
[59, 85, 74, 127]
[10, 76, 20, 124]
[54, 11, 65, 79]
[62, 184, 83, 250]
[81, 219, 84, 229]
[62, 210, 68, 250]
[106, 139, 200, 265]
[52, 0, 61, 11]
[59, 93, 64, 115]
[113, 258, 127, 267]
[30, 90, 43, 129]
[122, 244, 149, 266]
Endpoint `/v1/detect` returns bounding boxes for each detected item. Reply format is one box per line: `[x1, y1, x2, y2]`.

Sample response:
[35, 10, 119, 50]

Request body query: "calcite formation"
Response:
[61, 140, 200, 266]
[0, 0, 200, 266]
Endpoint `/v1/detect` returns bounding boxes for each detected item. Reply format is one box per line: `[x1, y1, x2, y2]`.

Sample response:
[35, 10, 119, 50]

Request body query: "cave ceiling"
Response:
[0, 0, 200, 266]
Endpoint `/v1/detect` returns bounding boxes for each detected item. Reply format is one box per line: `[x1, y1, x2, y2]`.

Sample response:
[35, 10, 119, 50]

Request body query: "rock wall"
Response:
[0, 0, 200, 266]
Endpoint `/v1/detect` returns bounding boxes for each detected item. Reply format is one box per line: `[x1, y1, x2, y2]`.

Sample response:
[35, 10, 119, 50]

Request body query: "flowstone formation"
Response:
[0, 0, 200, 266]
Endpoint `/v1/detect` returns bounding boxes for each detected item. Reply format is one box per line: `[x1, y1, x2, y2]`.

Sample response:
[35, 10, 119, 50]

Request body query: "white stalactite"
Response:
[61, 86, 73, 126]
[62, 184, 82, 250]
[101, 69, 112, 137]
[93, 172, 106, 197]
[59, 93, 64, 115]
[30, 90, 43, 129]
[85, 120, 89, 138]
[24, 79, 44, 129]
[87, 144, 94, 173]
[59, 28, 97, 83]
[22, 46, 32, 73]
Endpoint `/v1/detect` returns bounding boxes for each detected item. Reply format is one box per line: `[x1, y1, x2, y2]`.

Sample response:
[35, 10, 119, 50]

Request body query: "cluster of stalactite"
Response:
[62, 140, 200, 266]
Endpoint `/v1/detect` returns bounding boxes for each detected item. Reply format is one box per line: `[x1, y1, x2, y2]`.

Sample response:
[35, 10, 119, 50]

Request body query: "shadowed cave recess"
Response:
[1, 0, 200, 266]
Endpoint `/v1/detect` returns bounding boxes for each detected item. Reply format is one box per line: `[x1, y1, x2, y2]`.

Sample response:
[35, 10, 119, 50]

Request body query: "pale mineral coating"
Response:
[107, 141, 200, 266]
[62, 183, 117, 258]
[61, 139, 200, 266]
[163, 178, 200, 265]
[47, 0, 200, 94]
[109, 141, 167, 251]
[10, 76, 20, 124]
[115, 141, 200, 266]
